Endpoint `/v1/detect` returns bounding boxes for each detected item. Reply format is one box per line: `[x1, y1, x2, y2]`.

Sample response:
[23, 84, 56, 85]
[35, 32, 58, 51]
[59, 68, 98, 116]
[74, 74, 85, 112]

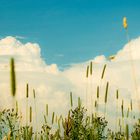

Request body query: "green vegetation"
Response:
[0, 104, 140, 139]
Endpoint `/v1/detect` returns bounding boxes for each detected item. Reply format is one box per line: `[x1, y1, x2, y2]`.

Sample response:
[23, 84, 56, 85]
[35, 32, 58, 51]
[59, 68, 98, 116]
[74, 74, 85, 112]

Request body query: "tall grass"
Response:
[85, 65, 89, 110]
[33, 89, 38, 137]
[115, 89, 119, 131]
[70, 92, 73, 108]
[123, 17, 139, 112]
[26, 83, 29, 127]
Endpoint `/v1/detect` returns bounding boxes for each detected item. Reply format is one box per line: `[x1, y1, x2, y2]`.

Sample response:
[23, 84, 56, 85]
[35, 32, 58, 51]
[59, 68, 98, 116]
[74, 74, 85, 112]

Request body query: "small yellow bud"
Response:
[123, 17, 128, 29]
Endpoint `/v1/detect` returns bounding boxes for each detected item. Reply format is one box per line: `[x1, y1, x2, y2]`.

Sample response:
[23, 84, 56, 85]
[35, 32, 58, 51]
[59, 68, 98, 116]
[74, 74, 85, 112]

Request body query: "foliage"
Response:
[62, 106, 107, 140]
[0, 108, 20, 139]
[0, 105, 140, 140]
[131, 119, 140, 140]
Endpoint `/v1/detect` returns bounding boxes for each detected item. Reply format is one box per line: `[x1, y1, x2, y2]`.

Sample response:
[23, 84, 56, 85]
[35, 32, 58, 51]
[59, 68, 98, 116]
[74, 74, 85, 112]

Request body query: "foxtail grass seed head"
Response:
[46, 104, 48, 116]
[109, 55, 115, 60]
[70, 92, 73, 107]
[52, 112, 55, 124]
[86, 65, 89, 78]
[33, 89, 36, 99]
[78, 97, 81, 108]
[30, 106, 32, 123]
[116, 89, 119, 100]
[16, 101, 18, 114]
[90, 61, 93, 75]
[105, 82, 109, 103]
[97, 86, 99, 99]
[10, 58, 16, 97]
[101, 64, 107, 79]
[130, 99, 133, 111]
[26, 83, 29, 98]
[95, 100, 97, 108]
[123, 17, 128, 29]
[127, 108, 129, 118]
[121, 100, 124, 118]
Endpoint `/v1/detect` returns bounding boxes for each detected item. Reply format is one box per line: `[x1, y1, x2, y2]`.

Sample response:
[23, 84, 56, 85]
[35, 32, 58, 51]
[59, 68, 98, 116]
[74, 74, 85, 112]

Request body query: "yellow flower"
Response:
[123, 17, 128, 29]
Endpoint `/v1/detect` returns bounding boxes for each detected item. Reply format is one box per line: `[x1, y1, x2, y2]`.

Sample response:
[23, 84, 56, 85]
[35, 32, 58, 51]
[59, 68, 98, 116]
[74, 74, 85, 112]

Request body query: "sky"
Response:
[0, 0, 140, 132]
[0, 0, 140, 67]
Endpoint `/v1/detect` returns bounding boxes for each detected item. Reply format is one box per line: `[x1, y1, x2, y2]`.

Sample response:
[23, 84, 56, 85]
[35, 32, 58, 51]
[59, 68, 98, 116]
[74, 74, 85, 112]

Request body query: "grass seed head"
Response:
[121, 100, 124, 118]
[116, 89, 119, 100]
[97, 86, 99, 99]
[33, 89, 36, 99]
[70, 92, 73, 107]
[26, 83, 29, 98]
[86, 65, 89, 78]
[101, 64, 107, 79]
[90, 61, 93, 75]
[105, 82, 109, 103]
[52, 112, 55, 124]
[123, 17, 128, 29]
[46, 104, 48, 116]
[30, 106, 32, 123]
[10, 58, 16, 97]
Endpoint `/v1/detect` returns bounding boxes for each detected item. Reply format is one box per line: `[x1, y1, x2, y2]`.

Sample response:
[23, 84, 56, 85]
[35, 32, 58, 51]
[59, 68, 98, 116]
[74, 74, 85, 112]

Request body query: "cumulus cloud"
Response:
[0, 36, 140, 130]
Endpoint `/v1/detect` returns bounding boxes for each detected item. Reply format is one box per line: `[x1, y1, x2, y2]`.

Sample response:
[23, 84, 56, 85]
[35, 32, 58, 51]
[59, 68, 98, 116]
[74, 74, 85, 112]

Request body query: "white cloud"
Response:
[0, 36, 140, 130]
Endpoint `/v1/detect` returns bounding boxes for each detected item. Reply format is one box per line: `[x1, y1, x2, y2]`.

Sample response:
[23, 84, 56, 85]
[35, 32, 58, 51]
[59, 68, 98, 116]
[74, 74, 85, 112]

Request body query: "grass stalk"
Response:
[90, 61, 93, 114]
[121, 100, 124, 131]
[115, 89, 119, 131]
[96, 86, 99, 116]
[26, 83, 29, 126]
[46, 104, 48, 116]
[52, 112, 55, 124]
[125, 124, 129, 140]
[86, 65, 89, 110]
[33, 89, 38, 137]
[123, 17, 139, 111]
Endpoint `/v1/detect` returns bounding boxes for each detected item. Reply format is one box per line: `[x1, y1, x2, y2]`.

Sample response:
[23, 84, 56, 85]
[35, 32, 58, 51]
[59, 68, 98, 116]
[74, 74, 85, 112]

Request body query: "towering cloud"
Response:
[0, 36, 140, 129]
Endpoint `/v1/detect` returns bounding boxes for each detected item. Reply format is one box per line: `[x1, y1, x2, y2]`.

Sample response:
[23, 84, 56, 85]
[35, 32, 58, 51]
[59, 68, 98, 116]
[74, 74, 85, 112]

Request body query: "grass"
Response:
[1, 100, 140, 139]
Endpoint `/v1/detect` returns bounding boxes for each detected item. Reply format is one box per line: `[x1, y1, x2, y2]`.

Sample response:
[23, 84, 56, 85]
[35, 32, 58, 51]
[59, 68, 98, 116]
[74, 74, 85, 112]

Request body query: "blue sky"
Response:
[0, 0, 140, 67]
